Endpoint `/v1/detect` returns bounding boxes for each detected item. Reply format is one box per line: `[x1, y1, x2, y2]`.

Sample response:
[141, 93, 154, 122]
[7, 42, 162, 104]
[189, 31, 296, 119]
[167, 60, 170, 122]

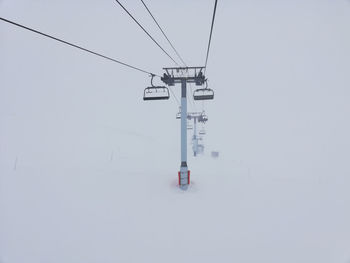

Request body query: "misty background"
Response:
[1, 0, 350, 262]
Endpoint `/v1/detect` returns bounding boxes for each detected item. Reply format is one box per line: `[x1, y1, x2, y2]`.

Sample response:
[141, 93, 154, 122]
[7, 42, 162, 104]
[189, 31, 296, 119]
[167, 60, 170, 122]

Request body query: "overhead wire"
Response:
[140, 0, 187, 67]
[201, 0, 218, 113]
[0, 16, 159, 76]
[204, 0, 218, 74]
[138, 1, 201, 110]
[0, 16, 182, 106]
[114, 0, 179, 66]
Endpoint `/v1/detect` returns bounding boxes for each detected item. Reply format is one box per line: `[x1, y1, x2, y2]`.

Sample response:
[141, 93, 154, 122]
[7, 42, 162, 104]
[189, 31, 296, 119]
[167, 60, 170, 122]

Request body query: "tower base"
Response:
[178, 167, 190, 190]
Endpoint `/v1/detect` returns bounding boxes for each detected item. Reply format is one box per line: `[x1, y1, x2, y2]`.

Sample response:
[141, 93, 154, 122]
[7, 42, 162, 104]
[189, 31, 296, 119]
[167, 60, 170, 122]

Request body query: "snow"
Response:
[1, 0, 350, 262]
[1, 155, 350, 262]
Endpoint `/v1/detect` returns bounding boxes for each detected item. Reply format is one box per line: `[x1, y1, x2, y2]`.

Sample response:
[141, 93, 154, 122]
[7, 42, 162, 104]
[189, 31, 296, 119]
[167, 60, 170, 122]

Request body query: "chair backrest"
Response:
[193, 88, 214, 101]
[143, 86, 170, 101]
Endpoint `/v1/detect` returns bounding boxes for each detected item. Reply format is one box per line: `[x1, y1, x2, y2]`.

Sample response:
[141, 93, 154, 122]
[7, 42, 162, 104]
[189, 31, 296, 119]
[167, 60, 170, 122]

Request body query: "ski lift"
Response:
[198, 144, 204, 154]
[143, 75, 170, 101]
[199, 129, 206, 135]
[176, 107, 181, 119]
[193, 81, 214, 101]
[187, 124, 193, 130]
[198, 112, 208, 123]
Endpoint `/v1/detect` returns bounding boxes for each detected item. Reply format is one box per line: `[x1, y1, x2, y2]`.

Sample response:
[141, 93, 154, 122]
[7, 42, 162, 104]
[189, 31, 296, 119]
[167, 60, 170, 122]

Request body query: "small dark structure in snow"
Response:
[211, 151, 219, 158]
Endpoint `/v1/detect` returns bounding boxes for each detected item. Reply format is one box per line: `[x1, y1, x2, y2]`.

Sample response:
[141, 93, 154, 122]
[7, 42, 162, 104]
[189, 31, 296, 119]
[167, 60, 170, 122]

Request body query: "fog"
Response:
[1, 0, 350, 262]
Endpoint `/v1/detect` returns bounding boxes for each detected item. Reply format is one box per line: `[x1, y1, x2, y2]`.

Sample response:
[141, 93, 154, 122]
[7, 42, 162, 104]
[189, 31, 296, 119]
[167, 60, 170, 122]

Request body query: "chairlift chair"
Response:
[198, 144, 204, 154]
[143, 74, 170, 101]
[199, 129, 206, 135]
[176, 107, 181, 119]
[193, 88, 214, 100]
[198, 114, 208, 123]
[193, 81, 214, 101]
[143, 86, 170, 101]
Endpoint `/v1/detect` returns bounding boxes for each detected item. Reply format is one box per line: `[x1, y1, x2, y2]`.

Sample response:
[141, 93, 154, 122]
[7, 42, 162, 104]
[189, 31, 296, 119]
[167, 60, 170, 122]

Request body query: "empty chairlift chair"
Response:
[197, 144, 204, 154]
[198, 113, 208, 123]
[176, 107, 181, 119]
[193, 81, 214, 101]
[143, 74, 170, 101]
[143, 86, 170, 101]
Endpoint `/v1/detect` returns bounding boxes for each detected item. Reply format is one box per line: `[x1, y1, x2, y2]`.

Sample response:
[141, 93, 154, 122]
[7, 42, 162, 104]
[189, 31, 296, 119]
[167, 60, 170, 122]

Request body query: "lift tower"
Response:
[186, 111, 208, 156]
[161, 67, 206, 189]
[176, 110, 208, 156]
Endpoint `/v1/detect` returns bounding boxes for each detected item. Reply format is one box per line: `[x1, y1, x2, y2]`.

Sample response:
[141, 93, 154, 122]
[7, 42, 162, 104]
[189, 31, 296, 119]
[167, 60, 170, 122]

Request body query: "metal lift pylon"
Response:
[186, 111, 208, 157]
[161, 67, 206, 190]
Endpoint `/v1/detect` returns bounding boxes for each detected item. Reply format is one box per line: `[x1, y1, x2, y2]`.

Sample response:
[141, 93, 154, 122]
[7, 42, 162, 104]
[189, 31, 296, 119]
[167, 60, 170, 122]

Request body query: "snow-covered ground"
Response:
[2, 155, 350, 263]
[1, 0, 350, 262]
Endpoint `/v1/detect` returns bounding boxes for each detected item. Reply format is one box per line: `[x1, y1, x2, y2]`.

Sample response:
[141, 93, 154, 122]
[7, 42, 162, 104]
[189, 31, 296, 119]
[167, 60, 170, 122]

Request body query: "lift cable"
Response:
[0, 17, 159, 77]
[204, 0, 218, 74]
[114, 0, 179, 66]
[140, 0, 187, 67]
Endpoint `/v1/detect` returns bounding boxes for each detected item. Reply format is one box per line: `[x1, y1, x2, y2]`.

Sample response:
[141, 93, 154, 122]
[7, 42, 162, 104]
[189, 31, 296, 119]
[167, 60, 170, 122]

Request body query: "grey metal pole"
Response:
[179, 78, 189, 189]
[193, 117, 197, 156]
